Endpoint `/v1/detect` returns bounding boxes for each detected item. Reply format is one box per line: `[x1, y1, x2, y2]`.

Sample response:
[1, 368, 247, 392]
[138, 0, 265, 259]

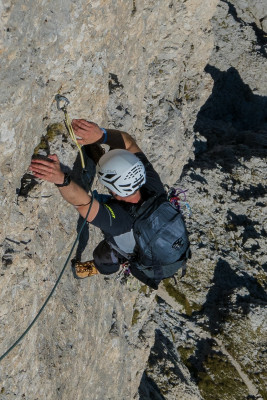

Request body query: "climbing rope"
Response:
[0, 201, 92, 362]
[55, 94, 86, 169]
[0, 95, 91, 362]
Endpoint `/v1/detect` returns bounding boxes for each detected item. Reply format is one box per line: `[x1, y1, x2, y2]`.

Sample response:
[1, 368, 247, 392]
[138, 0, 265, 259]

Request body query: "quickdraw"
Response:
[55, 94, 85, 169]
[167, 187, 192, 217]
[116, 262, 132, 287]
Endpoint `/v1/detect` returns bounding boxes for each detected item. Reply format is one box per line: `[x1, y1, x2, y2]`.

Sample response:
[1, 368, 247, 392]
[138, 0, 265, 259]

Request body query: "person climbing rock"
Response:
[30, 119, 190, 289]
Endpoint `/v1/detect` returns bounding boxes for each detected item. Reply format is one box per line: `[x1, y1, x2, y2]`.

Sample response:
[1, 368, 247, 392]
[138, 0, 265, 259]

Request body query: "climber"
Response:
[30, 119, 168, 288]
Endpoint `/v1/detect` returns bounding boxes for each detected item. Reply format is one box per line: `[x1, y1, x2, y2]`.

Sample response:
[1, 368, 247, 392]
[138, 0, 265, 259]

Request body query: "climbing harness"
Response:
[0, 95, 92, 362]
[55, 94, 85, 169]
[116, 261, 142, 291]
[116, 261, 131, 281]
[167, 186, 192, 217]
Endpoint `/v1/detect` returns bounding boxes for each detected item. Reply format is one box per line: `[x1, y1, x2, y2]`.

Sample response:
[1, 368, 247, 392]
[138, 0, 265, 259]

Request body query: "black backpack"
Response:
[129, 193, 190, 288]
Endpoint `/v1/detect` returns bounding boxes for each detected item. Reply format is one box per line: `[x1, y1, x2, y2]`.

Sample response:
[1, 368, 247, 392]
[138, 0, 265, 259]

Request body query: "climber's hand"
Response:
[71, 119, 103, 145]
[29, 154, 65, 185]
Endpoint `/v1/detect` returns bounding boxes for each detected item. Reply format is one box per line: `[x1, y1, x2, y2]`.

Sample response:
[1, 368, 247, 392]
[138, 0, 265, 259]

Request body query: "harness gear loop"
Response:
[55, 94, 85, 169]
[167, 186, 192, 217]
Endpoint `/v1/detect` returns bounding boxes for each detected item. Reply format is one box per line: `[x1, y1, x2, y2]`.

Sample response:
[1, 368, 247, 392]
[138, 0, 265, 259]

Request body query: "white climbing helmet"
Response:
[96, 149, 146, 197]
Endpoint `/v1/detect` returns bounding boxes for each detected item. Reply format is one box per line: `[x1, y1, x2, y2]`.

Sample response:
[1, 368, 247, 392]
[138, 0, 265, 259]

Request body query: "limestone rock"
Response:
[0, 0, 266, 399]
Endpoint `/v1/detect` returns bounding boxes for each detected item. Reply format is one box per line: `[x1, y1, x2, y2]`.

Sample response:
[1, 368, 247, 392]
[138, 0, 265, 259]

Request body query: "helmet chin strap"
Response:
[112, 190, 141, 203]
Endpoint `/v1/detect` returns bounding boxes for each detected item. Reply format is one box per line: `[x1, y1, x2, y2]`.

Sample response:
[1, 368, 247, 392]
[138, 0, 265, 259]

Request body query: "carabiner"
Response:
[55, 94, 70, 111]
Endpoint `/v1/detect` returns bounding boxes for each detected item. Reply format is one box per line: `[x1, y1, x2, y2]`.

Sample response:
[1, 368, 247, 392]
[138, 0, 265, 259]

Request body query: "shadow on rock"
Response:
[187, 337, 215, 380]
[221, 0, 267, 57]
[196, 259, 267, 334]
[225, 210, 266, 251]
[187, 65, 267, 174]
[139, 371, 167, 400]
[138, 329, 187, 399]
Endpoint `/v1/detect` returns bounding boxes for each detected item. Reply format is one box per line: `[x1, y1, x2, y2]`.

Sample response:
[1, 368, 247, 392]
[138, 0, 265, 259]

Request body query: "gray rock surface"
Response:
[0, 0, 266, 399]
[139, 1, 267, 399]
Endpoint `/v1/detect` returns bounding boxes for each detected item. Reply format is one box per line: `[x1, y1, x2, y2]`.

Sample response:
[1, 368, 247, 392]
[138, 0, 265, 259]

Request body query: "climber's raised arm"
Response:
[71, 119, 142, 154]
[29, 154, 99, 222]
[29, 120, 144, 222]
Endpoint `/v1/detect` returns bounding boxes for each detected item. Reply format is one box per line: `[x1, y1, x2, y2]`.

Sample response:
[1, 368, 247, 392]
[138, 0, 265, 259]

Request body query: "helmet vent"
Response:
[105, 173, 116, 180]
[125, 164, 143, 179]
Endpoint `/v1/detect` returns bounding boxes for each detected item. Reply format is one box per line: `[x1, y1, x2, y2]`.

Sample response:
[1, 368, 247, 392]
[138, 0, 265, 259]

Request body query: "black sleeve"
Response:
[135, 152, 165, 195]
[90, 200, 134, 236]
[97, 129, 126, 149]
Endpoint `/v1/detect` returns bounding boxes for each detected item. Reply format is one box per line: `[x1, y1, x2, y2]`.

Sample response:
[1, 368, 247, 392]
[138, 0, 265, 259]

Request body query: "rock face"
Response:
[138, 1, 267, 399]
[0, 0, 266, 399]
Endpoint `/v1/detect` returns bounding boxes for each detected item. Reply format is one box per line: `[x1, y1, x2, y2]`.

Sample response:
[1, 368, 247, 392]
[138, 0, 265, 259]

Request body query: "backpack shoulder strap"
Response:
[130, 192, 167, 220]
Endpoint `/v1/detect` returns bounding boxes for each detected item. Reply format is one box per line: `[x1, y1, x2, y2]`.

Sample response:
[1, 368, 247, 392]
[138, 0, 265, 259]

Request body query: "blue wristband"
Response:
[100, 128, 107, 144]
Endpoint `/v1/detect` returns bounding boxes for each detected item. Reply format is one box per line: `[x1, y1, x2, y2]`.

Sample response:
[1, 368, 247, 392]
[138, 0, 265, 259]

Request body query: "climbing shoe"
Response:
[72, 260, 99, 279]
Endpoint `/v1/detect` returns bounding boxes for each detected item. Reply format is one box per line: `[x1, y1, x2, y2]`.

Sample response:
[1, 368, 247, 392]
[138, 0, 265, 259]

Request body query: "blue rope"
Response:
[0, 189, 93, 362]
